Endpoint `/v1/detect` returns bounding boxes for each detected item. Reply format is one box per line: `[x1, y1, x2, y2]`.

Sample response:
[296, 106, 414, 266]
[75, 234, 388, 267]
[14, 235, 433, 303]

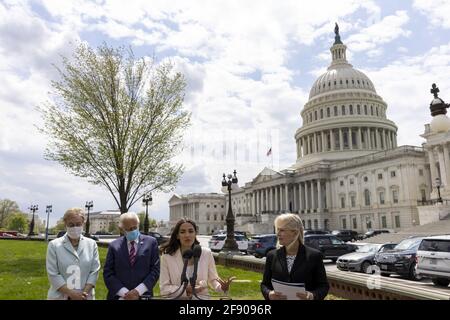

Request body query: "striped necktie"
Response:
[129, 241, 136, 267]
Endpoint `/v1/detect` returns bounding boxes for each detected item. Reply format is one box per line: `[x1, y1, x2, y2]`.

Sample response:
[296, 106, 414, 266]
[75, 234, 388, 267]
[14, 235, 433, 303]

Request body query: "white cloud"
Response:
[414, 0, 450, 29]
[346, 10, 411, 52]
[368, 42, 450, 147]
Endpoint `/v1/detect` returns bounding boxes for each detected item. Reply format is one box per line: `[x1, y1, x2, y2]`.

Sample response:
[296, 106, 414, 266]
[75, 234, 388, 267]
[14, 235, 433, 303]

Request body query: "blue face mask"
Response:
[125, 229, 140, 242]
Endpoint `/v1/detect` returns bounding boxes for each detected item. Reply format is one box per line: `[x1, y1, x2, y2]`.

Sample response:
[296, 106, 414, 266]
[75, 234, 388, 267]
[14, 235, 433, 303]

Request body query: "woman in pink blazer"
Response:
[159, 218, 234, 299]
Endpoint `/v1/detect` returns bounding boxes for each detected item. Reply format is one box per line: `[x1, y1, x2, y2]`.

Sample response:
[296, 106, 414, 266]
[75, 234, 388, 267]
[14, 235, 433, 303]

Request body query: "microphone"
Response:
[180, 249, 193, 284]
[190, 244, 203, 300]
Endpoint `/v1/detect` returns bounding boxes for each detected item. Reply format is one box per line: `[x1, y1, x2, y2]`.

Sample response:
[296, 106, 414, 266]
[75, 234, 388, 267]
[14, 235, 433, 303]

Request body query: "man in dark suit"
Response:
[103, 212, 160, 300]
[260, 213, 329, 300]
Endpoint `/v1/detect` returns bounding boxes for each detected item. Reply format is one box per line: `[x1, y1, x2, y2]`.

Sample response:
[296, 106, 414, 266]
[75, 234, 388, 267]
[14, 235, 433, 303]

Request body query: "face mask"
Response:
[125, 229, 140, 242]
[67, 226, 83, 239]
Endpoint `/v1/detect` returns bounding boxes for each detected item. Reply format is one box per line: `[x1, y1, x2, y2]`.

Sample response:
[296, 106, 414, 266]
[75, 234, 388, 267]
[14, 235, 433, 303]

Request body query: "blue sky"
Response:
[1, 0, 450, 227]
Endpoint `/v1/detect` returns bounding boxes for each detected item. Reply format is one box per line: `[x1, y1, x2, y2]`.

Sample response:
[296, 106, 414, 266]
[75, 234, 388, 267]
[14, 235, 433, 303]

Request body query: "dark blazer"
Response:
[261, 244, 329, 300]
[103, 234, 160, 300]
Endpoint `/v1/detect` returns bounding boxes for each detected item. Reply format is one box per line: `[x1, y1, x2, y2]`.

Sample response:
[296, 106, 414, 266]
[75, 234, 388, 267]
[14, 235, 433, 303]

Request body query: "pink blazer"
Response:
[160, 247, 222, 299]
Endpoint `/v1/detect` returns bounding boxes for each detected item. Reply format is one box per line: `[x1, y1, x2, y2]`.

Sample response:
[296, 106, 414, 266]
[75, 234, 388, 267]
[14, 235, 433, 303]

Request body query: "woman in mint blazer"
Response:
[46, 208, 100, 300]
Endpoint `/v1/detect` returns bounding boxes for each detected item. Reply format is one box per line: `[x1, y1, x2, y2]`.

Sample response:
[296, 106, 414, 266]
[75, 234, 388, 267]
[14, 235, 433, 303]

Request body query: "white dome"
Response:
[431, 98, 445, 105]
[309, 65, 377, 99]
[430, 114, 450, 133]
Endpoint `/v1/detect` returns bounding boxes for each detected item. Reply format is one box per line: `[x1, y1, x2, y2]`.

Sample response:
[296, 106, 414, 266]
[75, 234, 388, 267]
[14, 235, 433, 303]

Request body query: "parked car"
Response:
[363, 229, 391, 239]
[416, 235, 450, 287]
[303, 234, 357, 262]
[374, 236, 425, 280]
[304, 229, 330, 236]
[247, 234, 277, 258]
[208, 234, 248, 253]
[331, 230, 359, 242]
[147, 231, 170, 246]
[337, 243, 397, 273]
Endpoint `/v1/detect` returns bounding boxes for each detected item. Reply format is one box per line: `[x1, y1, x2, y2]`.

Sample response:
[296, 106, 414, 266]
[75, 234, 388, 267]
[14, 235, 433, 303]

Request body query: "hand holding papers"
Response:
[271, 279, 305, 300]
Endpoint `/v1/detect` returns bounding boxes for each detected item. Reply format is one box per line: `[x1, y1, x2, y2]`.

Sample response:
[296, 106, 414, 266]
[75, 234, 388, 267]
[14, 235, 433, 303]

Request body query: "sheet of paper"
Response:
[271, 279, 305, 300]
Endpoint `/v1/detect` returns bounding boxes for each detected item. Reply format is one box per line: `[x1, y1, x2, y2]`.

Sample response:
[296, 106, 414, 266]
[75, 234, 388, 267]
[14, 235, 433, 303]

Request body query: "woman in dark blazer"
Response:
[261, 213, 329, 300]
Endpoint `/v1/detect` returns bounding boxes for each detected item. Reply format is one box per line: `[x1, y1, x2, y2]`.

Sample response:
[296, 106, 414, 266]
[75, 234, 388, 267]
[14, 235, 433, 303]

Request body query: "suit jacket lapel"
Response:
[77, 235, 85, 256]
[62, 234, 79, 259]
[135, 235, 146, 262]
[174, 249, 184, 280]
[277, 247, 289, 277]
[290, 244, 306, 278]
[120, 236, 131, 266]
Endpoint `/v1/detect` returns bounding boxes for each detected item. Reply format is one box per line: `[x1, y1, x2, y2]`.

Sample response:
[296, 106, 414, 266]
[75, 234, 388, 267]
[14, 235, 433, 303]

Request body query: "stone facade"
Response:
[168, 193, 226, 235]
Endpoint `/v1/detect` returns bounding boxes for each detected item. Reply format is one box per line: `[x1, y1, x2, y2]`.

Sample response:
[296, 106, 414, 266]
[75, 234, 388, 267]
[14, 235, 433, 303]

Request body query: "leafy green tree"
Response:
[0, 199, 20, 229]
[138, 212, 157, 231]
[7, 213, 28, 233]
[39, 43, 190, 213]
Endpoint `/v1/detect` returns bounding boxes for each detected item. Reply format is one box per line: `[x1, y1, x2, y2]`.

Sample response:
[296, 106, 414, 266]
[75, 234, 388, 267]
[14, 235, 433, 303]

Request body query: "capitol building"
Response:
[169, 26, 450, 235]
[226, 26, 450, 235]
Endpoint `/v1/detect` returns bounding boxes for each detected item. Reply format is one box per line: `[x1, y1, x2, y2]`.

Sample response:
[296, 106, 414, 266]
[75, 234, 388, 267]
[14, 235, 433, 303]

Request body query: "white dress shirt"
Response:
[116, 239, 148, 298]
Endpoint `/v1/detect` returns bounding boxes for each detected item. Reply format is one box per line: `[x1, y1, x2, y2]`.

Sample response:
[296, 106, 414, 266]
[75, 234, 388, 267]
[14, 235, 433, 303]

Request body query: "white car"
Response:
[416, 235, 450, 287]
[208, 234, 248, 253]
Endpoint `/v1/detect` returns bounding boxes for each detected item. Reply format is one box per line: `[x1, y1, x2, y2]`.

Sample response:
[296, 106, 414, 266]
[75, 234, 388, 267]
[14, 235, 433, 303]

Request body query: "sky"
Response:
[1, 0, 450, 227]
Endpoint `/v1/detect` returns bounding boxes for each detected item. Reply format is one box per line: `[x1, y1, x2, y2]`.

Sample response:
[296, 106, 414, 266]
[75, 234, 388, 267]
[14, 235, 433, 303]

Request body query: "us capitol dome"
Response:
[294, 23, 398, 167]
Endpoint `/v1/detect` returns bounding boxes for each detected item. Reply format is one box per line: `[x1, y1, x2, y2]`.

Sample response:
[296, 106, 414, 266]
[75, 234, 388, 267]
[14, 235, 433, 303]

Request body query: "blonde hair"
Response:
[63, 207, 86, 224]
[274, 213, 304, 244]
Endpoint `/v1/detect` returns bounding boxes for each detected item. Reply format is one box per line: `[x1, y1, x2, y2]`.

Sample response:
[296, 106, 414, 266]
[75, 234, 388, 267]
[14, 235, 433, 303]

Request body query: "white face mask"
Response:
[67, 226, 83, 239]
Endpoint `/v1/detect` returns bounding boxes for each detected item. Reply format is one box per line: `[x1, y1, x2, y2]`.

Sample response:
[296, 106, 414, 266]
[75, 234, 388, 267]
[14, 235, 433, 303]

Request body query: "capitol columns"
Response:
[428, 147, 438, 190]
[321, 131, 326, 152]
[330, 130, 335, 151]
[437, 146, 448, 187]
[317, 179, 323, 212]
[443, 143, 450, 188]
[357, 127, 362, 149]
[285, 184, 289, 212]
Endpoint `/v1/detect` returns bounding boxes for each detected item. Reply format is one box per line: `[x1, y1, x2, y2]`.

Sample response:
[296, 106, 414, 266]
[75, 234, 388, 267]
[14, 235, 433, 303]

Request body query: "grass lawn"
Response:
[0, 240, 342, 300]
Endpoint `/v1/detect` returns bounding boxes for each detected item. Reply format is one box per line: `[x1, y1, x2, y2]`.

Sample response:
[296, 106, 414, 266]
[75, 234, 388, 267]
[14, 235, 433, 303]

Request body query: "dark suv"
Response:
[304, 234, 357, 262]
[331, 230, 359, 242]
[304, 229, 330, 236]
[374, 236, 425, 280]
[247, 234, 277, 258]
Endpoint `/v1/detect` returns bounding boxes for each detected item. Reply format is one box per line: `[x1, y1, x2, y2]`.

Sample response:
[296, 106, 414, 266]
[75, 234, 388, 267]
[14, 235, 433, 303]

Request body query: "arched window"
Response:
[364, 190, 371, 206]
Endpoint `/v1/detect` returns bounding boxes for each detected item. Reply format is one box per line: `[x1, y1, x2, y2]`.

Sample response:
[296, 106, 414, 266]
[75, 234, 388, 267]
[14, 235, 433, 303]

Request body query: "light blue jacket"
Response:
[46, 234, 100, 299]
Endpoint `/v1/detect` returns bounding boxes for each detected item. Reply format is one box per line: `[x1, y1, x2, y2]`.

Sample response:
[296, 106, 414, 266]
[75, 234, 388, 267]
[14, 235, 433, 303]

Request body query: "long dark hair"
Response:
[161, 218, 200, 255]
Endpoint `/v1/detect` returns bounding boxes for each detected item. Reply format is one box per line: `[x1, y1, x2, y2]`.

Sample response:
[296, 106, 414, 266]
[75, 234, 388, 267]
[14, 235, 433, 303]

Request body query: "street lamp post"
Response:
[45, 205, 52, 242]
[28, 205, 38, 237]
[221, 170, 239, 252]
[435, 177, 443, 203]
[142, 192, 153, 235]
[85, 201, 93, 237]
